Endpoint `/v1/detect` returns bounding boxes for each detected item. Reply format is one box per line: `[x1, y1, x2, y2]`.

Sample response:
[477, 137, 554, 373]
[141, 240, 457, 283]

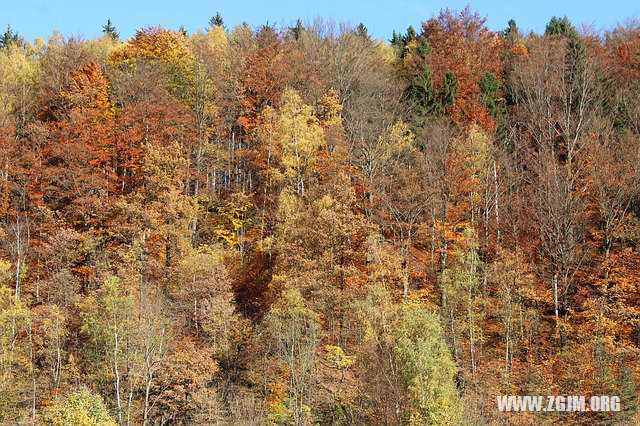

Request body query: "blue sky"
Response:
[4, 1, 640, 42]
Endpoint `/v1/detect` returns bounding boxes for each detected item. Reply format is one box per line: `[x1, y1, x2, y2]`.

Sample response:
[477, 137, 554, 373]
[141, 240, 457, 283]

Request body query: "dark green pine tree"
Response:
[405, 38, 458, 135]
[356, 22, 368, 38]
[440, 71, 457, 113]
[102, 19, 119, 40]
[404, 25, 416, 43]
[209, 12, 224, 29]
[0, 25, 24, 49]
[545, 16, 574, 36]
[408, 61, 437, 120]
[415, 36, 430, 57]
[564, 31, 587, 109]
[390, 30, 401, 47]
[478, 71, 508, 141]
[478, 72, 505, 118]
[291, 19, 303, 41]
[503, 19, 519, 42]
[391, 26, 417, 57]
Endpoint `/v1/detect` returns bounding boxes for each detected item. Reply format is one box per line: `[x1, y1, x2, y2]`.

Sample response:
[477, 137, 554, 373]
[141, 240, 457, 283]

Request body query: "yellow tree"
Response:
[274, 88, 324, 198]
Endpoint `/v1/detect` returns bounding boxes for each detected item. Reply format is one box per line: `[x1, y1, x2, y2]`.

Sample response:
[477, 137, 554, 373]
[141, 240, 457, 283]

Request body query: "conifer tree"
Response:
[208, 12, 224, 29]
[102, 19, 119, 40]
[0, 25, 23, 49]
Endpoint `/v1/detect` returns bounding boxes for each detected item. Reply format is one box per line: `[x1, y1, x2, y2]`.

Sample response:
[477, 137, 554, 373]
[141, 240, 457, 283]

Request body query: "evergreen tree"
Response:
[392, 26, 417, 57]
[545, 16, 574, 36]
[503, 19, 519, 41]
[0, 25, 23, 49]
[479, 71, 507, 140]
[102, 19, 119, 40]
[405, 25, 416, 43]
[406, 46, 457, 134]
[208, 11, 224, 28]
[292, 19, 303, 40]
[356, 22, 368, 38]
[390, 30, 401, 47]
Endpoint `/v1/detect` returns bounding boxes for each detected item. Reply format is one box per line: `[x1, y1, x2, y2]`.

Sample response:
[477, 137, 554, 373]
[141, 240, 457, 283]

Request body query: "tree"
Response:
[441, 228, 485, 385]
[263, 287, 319, 424]
[545, 16, 574, 36]
[503, 19, 519, 41]
[0, 282, 31, 420]
[1, 10, 640, 426]
[356, 283, 404, 423]
[43, 61, 116, 229]
[0, 25, 24, 49]
[102, 20, 119, 41]
[150, 337, 219, 424]
[291, 19, 304, 40]
[42, 305, 68, 400]
[208, 12, 224, 29]
[406, 6, 504, 129]
[510, 33, 598, 340]
[274, 88, 324, 198]
[356, 23, 368, 38]
[80, 275, 135, 426]
[395, 301, 461, 425]
[371, 121, 426, 297]
[42, 387, 116, 426]
[489, 249, 534, 388]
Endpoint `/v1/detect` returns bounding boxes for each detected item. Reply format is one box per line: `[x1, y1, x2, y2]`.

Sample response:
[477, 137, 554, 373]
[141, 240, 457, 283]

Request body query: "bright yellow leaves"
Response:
[210, 192, 252, 247]
[274, 88, 324, 197]
[0, 42, 38, 115]
[316, 89, 343, 127]
[109, 27, 191, 69]
[325, 345, 355, 370]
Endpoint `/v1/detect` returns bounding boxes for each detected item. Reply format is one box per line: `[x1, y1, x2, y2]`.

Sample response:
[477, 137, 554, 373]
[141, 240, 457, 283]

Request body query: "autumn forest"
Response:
[1, 7, 640, 425]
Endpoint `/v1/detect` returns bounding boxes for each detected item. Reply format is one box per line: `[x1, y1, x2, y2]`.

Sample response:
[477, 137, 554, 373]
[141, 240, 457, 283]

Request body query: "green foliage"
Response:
[42, 387, 116, 426]
[356, 23, 368, 38]
[415, 37, 431, 57]
[503, 19, 519, 41]
[441, 71, 457, 111]
[391, 26, 416, 53]
[545, 16, 575, 36]
[478, 71, 507, 138]
[0, 25, 24, 49]
[291, 19, 304, 40]
[406, 50, 458, 133]
[101, 20, 119, 41]
[208, 12, 224, 29]
[395, 301, 461, 425]
[566, 31, 587, 84]
[478, 72, 504, 117]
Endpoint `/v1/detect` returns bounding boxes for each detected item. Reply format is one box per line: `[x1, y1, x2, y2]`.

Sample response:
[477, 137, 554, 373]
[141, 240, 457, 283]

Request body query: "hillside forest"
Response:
[1, 7, 640, 425]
